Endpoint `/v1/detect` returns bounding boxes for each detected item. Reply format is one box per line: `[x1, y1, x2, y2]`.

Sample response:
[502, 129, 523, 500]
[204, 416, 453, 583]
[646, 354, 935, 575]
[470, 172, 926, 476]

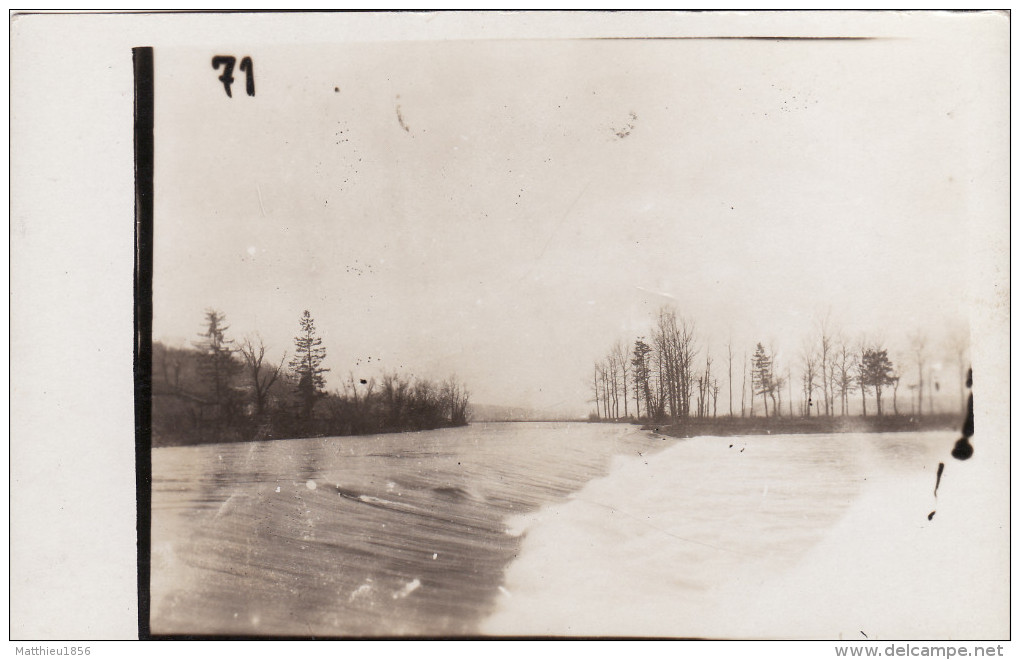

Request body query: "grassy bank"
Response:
[640, 413, 963, 439]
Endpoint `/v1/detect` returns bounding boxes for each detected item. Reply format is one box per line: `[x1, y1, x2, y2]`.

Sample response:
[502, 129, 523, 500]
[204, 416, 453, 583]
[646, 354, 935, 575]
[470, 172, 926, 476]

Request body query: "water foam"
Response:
[482, 432, 1007, 639]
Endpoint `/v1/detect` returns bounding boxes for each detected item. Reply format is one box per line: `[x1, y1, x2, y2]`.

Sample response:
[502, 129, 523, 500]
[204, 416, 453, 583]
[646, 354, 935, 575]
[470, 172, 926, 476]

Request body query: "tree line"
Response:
[591, 306, 968, 424]
[152, 309, 470, 446]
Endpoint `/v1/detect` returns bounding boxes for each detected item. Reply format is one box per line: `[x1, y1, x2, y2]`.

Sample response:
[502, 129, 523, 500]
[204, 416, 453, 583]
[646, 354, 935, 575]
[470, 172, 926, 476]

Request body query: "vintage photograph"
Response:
[144, 12, 1008, 639]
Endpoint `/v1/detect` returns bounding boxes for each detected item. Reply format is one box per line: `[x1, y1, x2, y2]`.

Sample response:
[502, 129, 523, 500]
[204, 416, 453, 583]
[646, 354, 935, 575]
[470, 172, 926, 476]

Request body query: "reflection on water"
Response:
[151, 424, 954, 638]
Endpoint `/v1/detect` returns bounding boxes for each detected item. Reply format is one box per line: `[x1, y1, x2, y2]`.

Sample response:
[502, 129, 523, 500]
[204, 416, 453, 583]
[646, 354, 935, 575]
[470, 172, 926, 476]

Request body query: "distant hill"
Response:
[468, 403, 579, 423]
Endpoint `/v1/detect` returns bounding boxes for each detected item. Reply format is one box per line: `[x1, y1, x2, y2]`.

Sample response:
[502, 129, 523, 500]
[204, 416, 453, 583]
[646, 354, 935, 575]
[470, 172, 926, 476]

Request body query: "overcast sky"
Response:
[152, 18, 1004, 415]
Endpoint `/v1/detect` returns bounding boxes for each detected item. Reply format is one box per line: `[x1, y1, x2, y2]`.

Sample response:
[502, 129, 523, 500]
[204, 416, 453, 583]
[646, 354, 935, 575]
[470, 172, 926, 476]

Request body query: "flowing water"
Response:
[150, 422, 662, 636]
[150, 422, 1008, 639]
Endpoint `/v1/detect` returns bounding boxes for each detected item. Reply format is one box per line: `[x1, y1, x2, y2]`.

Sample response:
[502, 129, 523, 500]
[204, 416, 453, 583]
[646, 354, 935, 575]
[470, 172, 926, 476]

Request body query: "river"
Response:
[150, 422, 1007, 639]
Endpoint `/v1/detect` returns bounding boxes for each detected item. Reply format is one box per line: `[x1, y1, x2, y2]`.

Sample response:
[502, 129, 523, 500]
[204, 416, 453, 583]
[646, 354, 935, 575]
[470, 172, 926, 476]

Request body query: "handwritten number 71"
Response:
[211, 56, 255, 98]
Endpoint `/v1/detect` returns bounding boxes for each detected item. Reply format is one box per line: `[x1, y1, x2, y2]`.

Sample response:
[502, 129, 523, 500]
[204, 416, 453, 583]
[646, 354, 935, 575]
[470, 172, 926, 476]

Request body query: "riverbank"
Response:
[641, 413, 962, 439]
[151, 418, 470, 448]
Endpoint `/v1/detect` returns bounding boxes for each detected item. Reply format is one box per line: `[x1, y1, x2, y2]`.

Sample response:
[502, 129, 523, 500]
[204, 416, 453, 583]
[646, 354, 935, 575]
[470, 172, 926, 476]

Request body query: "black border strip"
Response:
[133, 45, 154, 641]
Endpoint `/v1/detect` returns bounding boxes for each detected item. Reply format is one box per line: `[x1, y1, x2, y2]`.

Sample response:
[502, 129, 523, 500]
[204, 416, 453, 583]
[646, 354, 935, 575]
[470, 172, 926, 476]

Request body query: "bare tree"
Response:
[238, 333, 286, 419]
[856, 341, 869, 417]
[678, 318, 698, 418]
[652, 307, 697, 422]
[769, 342, 782, 418]
[441, 376, 471, 426]
[603, 353, 614, 418]
[612, 340, 630, 419]
[696, 349, 713, 418]
[945, 323, 970, 413]
[380, 372, 409, 429]
[891, 367, 901, 416]
[787, 367, 794, 417]
[773, 370, 785, 418]
[818, 315, 834, 417]
[833, 339, 857, 416]
[613, 351, 622, 418]
[726, 339, 734, 417]
[909, 330, 928, 420]
[696, 372, 706, 418]
[654, 343, 668, 421]
[601, 359, 612, 419]
[597, 360, 609, 419]
[800, 343, 819, 417]
[156, 342, 184, 394]
[741, 350, 748, 417]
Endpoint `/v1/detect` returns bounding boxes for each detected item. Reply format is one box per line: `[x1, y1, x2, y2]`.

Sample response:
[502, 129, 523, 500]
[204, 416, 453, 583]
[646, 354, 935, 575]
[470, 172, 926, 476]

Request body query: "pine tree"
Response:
[751, 342, 773, 418]
[289, 310, 329, 419]
[862, 347, 896, 416]
[193, 309, 240, 423]
[630, 338, 654, 421]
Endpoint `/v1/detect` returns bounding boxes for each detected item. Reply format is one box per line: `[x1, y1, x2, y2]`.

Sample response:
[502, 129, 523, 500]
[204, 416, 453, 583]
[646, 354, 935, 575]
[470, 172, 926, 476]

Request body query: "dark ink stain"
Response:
[728, 444, 733, 448]
[860, 631, 868, 639]
[612, 111, 638, 139]
[359, 379, 367, 385]
[952, 437, 973, 460]
[928, 511, 936, 521]
[739, 448, 745, 453]
[951, 368, 974, 461]
[334, 86, 340, 93]
[395, 95, 411, 133]
[934, 462, 945, 497]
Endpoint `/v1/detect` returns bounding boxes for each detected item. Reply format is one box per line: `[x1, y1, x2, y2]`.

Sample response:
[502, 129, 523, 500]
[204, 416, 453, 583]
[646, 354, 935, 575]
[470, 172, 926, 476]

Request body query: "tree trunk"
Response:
[917, 363, 924, 420]
[728, 344, 734, 417]
[741, 354, 747, 417]
[623, 369, 629, 419]
[788, 371, 794, 417]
